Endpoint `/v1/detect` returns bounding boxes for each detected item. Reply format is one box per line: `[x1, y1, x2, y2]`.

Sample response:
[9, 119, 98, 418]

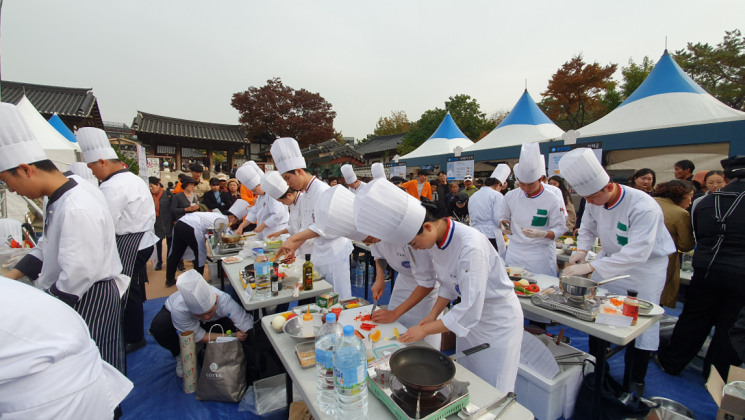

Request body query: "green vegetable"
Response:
[515, 286, 526, 293]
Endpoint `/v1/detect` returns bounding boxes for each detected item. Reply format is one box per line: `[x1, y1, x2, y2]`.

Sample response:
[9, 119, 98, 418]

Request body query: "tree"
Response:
[620, 56, 655, 99]
[488, 109, 510, 127]
[115, 146, 138, 176]
[539, 54, 618, 130]
[675, 29, 745, 111]
[231, 77, 337, 147]
[374, 110, 410, 135]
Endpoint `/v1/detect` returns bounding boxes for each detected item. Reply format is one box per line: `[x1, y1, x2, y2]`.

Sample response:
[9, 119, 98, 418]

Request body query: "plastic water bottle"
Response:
[315, 313, 343, 414]
[333, 325, 368, 420]
[254, 250, 271, 300]
[355, 263, 364, 288]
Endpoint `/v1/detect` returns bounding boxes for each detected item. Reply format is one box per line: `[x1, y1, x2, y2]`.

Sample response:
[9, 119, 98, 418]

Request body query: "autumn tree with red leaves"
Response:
[231, 78, 337, 147]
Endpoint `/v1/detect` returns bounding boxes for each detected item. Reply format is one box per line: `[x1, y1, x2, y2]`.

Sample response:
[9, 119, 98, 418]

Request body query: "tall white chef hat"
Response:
[242, 160, 261, 172]
[371, 162, 385, 180]
[354, 178, 426, 245]
[77, 127, 118, 163]
[261, 171, 290, 200]
[176, 270, 216, 314]
[539, 154, 547, 177]
[558, 148, 609, 196]
[270, 137, 306, 174]
[340, 164, 357, 184]
[491, 164, 511, 185]
[228, 199, 250, 219]
[513, 142, 543, 183]
[0, 103, 48, 172]
[236, 165, 262, 190]
[316, 186, 368, 241]
[68, 162, 99, 186]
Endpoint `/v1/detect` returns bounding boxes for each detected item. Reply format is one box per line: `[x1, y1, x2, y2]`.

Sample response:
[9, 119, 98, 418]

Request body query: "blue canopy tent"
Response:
[399, 113, 474, 168]
[48, 113, 78, 144]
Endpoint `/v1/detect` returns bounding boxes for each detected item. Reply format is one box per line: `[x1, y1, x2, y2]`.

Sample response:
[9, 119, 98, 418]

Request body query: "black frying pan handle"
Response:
[462, 343, 490, 356]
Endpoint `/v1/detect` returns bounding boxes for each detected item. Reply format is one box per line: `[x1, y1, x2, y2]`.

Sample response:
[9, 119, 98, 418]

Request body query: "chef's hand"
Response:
[235, 331, 248, 341]
[267, 231, 281, 239]
[235, 226, 244, 235]
[499, 220, 513, 236]
[418, 313, 438, 326]
[281, 254, 296, 264]
[563, 263, 594, 277]
[371, 278, 385, 300]
[363, 236, 380, 245]
[371, 308, 399, 324]
[399, 325, 427, 343]
[569, 251, 587, 265]
[254, 223, 266, 233]
[521, 228, 548, 239]
[278, 239, 300, 259]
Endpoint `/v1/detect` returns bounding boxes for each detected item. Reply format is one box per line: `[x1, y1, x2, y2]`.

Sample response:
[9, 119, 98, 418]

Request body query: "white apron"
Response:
[315, 250, 352, 300]
[505, 241, 557, 277]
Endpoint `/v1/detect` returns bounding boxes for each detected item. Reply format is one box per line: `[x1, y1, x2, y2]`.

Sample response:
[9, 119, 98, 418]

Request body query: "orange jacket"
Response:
[171, 182, 183, 194]
[402, 180, 432, 201]
[240, 185, 256, 206]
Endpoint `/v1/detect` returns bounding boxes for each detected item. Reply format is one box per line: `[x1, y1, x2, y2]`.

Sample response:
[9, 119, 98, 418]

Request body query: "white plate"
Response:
[222, 256, 244, 264]
[605, 295, 664, 317]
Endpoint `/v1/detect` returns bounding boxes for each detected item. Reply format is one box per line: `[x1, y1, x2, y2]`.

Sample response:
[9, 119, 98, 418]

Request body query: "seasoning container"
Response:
[622, 289, 639, 326]
[303, 254, 314, 291]
[271, 262, 279, 297]
[302, 307, 314, 337]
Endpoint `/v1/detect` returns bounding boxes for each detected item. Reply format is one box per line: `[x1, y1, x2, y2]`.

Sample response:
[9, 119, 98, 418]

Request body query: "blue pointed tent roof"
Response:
[620, 50, 706, 107]
[48, 113, 77, 143]
[497, 90, 554, 127]
[428, 113, 469, 140]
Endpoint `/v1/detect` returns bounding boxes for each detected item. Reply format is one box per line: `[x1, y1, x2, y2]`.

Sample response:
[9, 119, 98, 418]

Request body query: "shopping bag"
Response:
[196, 325, 247, 402]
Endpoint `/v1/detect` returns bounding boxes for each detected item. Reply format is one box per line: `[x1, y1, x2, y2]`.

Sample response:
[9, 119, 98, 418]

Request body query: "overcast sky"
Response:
[3, 0, 743, 140]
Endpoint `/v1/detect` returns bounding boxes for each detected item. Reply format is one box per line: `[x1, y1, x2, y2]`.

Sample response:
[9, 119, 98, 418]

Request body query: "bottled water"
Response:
[355, 263, 364, 288]
[333, 325, 368, 420]
[254, 250, 271, 300]
[315, 313, 344, 414]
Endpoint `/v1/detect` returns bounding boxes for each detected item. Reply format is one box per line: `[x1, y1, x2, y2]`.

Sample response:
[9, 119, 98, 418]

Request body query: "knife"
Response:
[371, 299, 378, 314]
[461, 392, 516, 420]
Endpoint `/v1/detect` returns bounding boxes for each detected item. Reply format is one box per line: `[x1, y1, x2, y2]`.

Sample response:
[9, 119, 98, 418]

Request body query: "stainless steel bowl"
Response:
[282, 314, 323, 342]
[562, 245, 574, 255]
[559, 274, 629, 302]
[646, 396, 695, 420]
[638, 298, 654, 315]
[221, 233, 242, 243]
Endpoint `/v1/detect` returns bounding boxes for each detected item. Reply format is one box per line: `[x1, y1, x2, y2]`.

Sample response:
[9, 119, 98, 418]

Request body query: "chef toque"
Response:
[236, 165, 262, 190]
[558, 148, 609, 196]
[68, 162, 99, 186]
[0, 103, 47, 172]
[242, 160, 261, 173]
[176, 270, 216, 314]
[261, 171, 290, 200]
[354, 179, 425, 245]
[270, 137, 306, 174]
[539, 154, 547, 178]
[491, 164, 511, 185]
[513, 142, 543, 183]
[228, 199, 250, 219]
[341, 164, 358, 184]
[371, 162, 385, 180]
[316, 186, 368, 241]
[77, 127, 118, 163]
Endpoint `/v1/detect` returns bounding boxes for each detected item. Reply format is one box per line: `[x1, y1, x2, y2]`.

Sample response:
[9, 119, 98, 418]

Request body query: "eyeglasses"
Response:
[0, 172, 11, 187]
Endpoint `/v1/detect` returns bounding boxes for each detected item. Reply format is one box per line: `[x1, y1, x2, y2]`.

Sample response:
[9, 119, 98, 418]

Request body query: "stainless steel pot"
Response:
[559, 275, 629, 302]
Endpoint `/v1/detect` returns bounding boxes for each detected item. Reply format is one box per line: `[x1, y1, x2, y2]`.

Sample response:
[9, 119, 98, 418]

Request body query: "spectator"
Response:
[226, 178, 241, 206]
[171, 176, 200, 222]
[149, 177, 174, 271]
[548, 175, 576, 234]
[691, 170, 709, 203]
[391, 176, 405, 186]
[430, 180, 440, 201]
[444, 182, 462, 204]
[434, 171, 450, 204]
[653, 180, 696, 308]
[447, 192, 470, 222]
[462, 175, 478, 197]
[674, 159, 695, 182]
[217, 174, 229, 192]
[691, 170, 725, 214]
[401, 169, 433, 201]
[167, 181, 174, 191]
[629, 168, 656, 195]
[475, 178, 484, 189]
[230, 164, 238, 178]
[203, 177, 232, 214]
[328, 177, 338, 187]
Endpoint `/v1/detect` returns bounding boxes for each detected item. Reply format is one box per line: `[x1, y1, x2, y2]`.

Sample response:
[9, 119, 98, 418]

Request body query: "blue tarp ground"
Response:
[122, 277, 716, 420]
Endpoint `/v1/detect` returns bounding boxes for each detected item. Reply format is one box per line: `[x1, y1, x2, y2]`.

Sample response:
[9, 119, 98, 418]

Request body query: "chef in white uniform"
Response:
[560, 148, 675, 394]
[68, 162, 99, 186]
[165, 201, 248, 286]
[273, 138, 354, 300]
[354, 179, 523, 392]
[499, 143, 566, 277]
[468, 164, 510, 258]
[77, 127, 159, 353]
[540, 154, 568, 215]
[262, 171, 308, 261]
[1, 103, 129, 378]
[234, 164, 289, 240]
[341, 163, 365, 194]
[0, 277, 133, 420]
[150, 270, 253, 377]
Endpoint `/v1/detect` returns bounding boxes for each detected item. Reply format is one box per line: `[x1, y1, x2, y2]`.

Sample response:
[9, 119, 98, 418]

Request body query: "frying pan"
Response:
[389, 344, 490, 393]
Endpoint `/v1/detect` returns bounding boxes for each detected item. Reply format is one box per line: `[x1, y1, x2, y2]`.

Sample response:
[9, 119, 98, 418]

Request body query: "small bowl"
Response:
[283, 315, 323, 342]
[562, 245, 574, 255]
[293, 304, 322, 315]
[638, 299, 654, 315]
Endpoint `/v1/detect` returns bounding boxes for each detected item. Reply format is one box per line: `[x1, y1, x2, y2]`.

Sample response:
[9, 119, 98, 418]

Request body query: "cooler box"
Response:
[514, 335, 595, 420]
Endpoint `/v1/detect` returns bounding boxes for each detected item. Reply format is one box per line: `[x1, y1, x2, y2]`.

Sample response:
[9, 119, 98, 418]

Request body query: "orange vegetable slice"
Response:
[369, 329, 381, 342]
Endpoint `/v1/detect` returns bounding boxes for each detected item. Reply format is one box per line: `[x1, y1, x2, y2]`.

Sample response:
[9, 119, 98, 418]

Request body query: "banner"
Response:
[548, 142, 603, 177]
[147, 158, 160, 178]
[389, 162, 406, 179]
[136, 145, 148, 183]
[446, 156, 475, 181]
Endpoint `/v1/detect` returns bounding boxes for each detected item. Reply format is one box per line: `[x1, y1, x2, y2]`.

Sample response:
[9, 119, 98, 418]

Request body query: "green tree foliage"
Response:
[374, 110, 411, 135]
[674, 29, 745, 111]
[620, 56, 655, 99]
[114, 146, 139, 176]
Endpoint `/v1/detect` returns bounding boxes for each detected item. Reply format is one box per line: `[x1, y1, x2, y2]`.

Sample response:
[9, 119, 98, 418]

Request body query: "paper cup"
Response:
[180, 331, 197, 393]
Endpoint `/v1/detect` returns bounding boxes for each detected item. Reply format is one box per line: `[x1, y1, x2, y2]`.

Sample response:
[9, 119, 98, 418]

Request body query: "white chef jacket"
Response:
[426, 219, 523, 391]
[544, 182, 568, 215]
[246, 193, 289, 241]
[0, 278, 132, 419]
[165, 286, 254, 342]
[579, 185, 676, 350]
[287, 192, 313, 258]
[39, 173, 108, 227]
[178, 212, 228, 267]
[98, 169, 159, 250]
[24, 179, 125, 300]
[348, 181, 366, 195]
[468, 187, 506, 258]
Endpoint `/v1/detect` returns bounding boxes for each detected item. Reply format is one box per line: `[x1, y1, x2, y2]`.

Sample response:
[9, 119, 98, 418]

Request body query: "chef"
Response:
[77, 127, 159, 354]
[263, 171, 307, 261]
[68, 162, 99, 186]
[234, 164, 289, 240]
[341, 163, 365, 194]
[165, 200, 248, 287]
[354, 179, 523, 393]
[498, 143, 566, 277]
[272, 137, 354, 300]
[402, 169, 433, 201]
[468, 164, 511, 258]
[1, 103, 128, 376]
[150, 270, 253, 378]
[0, 277, 133, 420]
[560, 147, 675, 395]
[540, 154, 568, 214]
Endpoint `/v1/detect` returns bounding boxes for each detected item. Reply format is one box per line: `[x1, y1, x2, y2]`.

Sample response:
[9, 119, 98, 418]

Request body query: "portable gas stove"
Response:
[530, 286, 602, 322]
[213, 241, 243, 256]
[369, 368, 470, 420]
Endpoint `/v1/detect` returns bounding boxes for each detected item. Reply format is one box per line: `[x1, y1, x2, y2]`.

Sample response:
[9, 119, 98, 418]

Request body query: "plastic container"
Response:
[333, 325, 368, 420]
[254, 250, 271, 300]
[355, 264, 364, 288]
[515, 335, 595, 420]
[315, 313, 344, 414]
[295, 342, 316, 369]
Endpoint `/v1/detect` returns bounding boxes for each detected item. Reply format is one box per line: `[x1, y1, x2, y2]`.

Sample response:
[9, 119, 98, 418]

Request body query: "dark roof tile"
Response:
[132, 111, 246, 143]
[354, 132, 407, 155]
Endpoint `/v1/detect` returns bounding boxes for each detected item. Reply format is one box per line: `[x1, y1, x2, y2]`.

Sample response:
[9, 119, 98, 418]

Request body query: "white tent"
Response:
[400, 113, 474, 160]
[16, 95, 78, 171]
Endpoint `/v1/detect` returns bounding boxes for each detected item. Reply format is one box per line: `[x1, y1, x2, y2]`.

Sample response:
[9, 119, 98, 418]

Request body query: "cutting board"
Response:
[337, 304, 408, 352]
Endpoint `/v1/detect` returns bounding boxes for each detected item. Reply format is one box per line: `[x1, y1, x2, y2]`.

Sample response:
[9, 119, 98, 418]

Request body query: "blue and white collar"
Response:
[438, 218, 455, 250]
[525, 185, 545, 199]
[606, 184, 625, 210]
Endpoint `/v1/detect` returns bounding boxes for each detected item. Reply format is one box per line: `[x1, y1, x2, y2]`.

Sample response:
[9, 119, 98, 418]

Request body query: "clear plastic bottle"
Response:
[315, 313, 343, 414]
[355, 263, 364, 288]
[333, 325, 368, 420]
[254, 250, 271, 300]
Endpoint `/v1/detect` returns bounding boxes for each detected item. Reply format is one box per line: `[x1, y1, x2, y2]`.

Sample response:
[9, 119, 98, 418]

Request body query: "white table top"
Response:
[261, 305, 534, 420]
[222, 257, 333, 311]
[520, 274, 664, 346]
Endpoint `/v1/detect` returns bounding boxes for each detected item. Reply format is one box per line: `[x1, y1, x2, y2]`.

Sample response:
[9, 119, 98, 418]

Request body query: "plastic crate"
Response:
[514, 335, 595, 420]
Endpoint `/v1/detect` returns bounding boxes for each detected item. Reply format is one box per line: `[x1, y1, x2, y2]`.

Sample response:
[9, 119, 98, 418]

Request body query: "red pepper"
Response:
[360, 323, 377, 331]
[515, 291, 526, 295]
